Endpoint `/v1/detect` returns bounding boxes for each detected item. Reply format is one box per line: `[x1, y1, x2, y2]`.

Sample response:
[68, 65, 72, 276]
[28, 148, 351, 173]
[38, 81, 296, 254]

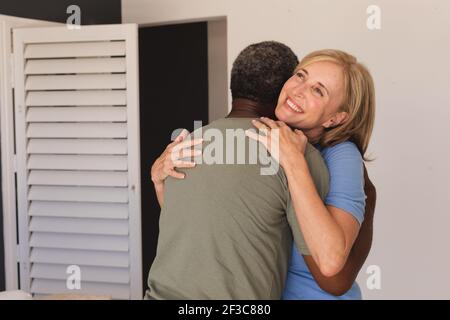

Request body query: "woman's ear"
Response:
[323, 112, 349, 128]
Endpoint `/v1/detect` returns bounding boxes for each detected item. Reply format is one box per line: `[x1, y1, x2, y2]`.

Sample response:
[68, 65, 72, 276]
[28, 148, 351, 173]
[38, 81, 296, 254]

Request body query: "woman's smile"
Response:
[285, 97, 304, 113]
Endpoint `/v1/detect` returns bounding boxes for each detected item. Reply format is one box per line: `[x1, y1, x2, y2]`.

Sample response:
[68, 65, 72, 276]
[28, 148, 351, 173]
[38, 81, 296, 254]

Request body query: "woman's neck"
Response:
[303, 126, 324, 145]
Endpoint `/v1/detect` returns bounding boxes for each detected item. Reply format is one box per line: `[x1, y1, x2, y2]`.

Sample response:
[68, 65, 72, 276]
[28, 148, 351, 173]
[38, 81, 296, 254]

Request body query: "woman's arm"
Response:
[152, 181, 166, 208]
[304, 166, 376, 295]
[150, 130, 203, 207]
[285, 162, 360, 277]
[246, 117, 360, 277]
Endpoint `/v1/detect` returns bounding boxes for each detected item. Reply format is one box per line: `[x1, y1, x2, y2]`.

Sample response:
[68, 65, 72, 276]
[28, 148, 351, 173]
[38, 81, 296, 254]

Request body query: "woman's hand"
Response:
[245, 117, 308, 169]
[150, 130, 203, 186]
[151, 129, 203, 207]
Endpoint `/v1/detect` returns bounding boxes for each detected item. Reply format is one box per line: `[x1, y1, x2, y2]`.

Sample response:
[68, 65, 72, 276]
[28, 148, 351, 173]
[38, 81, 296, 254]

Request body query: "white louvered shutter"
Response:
[12, 24, 142, 299]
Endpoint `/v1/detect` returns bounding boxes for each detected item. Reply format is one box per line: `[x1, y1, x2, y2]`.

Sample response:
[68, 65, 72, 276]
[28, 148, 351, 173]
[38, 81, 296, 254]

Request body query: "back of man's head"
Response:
[230, 41, 299, 107]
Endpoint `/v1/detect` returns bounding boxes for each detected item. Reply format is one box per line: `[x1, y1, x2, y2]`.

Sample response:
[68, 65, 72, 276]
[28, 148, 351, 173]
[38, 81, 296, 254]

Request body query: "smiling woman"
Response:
[276, 61, 347, 138]
[275, 50, 375, 159]
[246, 49, 376, 299]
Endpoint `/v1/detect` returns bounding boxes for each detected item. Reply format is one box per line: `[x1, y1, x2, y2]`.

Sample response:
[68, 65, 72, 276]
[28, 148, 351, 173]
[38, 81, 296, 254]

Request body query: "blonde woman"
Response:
[246, 49, 376, 299]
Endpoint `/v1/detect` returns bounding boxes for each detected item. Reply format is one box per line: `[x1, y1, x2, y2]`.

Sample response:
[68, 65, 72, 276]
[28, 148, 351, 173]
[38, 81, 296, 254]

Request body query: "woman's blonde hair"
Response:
[297, 49, 375, 160]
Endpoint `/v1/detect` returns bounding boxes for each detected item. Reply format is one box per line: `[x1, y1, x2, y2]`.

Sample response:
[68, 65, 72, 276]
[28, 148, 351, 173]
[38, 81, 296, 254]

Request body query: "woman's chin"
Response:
[275, 108, 289, 122]
[276, 111, 299, 126]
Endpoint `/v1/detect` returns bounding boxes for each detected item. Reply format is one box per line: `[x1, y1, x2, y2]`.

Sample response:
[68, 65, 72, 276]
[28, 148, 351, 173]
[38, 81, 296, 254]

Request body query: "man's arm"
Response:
[303, 165, 376, 296]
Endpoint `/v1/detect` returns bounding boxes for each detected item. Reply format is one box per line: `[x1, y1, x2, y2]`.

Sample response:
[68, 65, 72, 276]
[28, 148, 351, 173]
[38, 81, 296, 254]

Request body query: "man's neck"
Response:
[226, 98, 275, 119]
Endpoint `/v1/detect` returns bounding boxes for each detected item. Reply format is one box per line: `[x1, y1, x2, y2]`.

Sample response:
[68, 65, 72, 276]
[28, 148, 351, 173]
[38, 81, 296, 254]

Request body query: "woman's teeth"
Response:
[287, 99, 303, 113]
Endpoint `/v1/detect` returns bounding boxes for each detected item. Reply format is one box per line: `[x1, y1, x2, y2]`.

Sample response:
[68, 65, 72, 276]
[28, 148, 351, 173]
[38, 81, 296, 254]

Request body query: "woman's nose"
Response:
[291, 83, 305, 97]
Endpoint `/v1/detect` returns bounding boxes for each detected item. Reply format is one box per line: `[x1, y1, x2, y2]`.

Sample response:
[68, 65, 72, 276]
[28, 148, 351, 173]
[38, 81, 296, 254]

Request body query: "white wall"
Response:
[123, 0, 450, 299]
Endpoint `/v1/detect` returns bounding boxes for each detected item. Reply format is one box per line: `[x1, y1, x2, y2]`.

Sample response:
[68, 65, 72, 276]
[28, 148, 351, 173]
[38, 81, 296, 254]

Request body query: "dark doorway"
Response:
[138, 22, 209, 294]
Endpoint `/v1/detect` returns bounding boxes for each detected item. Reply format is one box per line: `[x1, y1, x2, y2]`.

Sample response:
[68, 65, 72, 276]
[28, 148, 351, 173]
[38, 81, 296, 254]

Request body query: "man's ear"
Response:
[323, 112, 349, 128]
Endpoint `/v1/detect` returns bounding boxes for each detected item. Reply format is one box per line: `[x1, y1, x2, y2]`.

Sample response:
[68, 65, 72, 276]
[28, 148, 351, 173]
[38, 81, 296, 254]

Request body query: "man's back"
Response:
[146, 118, 329, 299]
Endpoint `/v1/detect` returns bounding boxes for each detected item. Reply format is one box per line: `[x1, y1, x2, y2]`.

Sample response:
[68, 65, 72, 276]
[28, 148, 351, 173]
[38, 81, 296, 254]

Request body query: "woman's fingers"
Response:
[171, 138, 203, 161]
[258, 117, 279, 129]
[251, 119, 271, 135]
[174, 138, 203, 152]
[245, 129, 269, 149]
[173, 160, 196, 168]
[174, 129, 190, 143]
[275, 120, 287, 127]
[178, 148, 202, 160]
[166, 129, 189, 149]
[168, 169, 185, 179]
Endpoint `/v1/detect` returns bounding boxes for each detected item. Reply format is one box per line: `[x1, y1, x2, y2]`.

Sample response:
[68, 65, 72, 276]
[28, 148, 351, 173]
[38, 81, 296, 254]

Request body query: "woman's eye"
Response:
[296, 72, 305, 79]
[314, 87, 324, 97]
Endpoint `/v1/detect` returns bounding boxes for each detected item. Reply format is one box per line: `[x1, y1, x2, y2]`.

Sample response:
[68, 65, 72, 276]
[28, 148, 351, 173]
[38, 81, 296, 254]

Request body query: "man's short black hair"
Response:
[230, 41, 299, 106]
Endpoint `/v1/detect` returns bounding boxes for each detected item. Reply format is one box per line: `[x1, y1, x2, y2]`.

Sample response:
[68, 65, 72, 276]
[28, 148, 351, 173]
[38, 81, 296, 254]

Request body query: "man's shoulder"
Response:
[304, 143, 325, 161]
[195, 117, 254, 131]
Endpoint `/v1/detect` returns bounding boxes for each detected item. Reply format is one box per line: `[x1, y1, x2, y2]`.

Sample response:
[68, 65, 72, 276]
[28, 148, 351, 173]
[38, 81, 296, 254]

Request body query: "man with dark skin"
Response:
[151, 41, 376, 297]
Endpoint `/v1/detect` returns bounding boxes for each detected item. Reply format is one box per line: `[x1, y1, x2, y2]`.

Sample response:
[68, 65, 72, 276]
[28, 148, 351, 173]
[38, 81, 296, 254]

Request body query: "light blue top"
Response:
[282, 141, 366, 300]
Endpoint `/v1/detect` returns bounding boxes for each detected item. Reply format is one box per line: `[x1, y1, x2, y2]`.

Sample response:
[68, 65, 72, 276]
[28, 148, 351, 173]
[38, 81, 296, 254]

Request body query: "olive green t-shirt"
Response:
[146, 118, 329, 299]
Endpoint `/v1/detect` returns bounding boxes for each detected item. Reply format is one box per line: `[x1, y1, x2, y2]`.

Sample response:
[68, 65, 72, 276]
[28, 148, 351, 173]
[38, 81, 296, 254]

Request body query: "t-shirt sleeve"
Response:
[323, 142, 366, 225]
[286, 145, 329, 255]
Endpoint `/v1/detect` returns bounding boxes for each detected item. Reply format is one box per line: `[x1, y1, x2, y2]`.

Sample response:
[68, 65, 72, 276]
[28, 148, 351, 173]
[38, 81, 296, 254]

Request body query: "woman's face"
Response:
[275, 61, 346, 131]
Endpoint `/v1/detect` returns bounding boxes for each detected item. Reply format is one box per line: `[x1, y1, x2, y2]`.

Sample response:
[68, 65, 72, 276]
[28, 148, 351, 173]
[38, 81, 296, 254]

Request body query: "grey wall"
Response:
[0, 0, 121, 292]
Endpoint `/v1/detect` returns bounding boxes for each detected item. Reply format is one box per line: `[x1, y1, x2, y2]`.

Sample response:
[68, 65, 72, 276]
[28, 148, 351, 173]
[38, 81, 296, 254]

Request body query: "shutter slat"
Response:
[26, 90, 126, 106]
[30, 248, 129, 268]
[28, 170, 128, 187]
[31, 264, 130, 284]
[29, 216, 129, 235]
[29, 201, 128, 219]
[26, 74, 126, 90]
[27, 123, 127, 138]
[28, 186, 129, 203]
[31, 279, 130, 299]
[25, 57, 126, 74]
[27, 106, 127, 122]
[30, 233, 129, 251]
[28, 155, 128, 171]
[27, 139, 127, 155]
[25, 41, 126, 58]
